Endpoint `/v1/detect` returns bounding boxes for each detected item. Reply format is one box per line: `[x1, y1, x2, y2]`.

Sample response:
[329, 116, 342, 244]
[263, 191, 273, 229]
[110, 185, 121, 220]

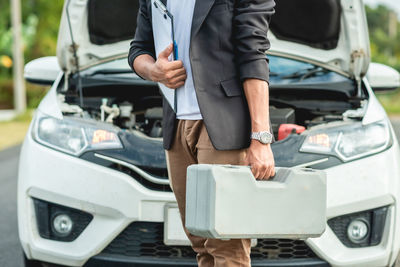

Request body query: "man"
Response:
[128, 0, 276, 266]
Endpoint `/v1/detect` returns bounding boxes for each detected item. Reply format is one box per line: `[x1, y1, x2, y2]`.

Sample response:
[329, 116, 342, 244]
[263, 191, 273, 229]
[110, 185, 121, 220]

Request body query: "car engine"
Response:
[59, 81, 362, 141]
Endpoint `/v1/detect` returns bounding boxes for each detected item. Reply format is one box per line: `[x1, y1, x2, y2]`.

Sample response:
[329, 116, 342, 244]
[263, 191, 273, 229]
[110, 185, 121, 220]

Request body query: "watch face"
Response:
[261, 132, 272, 144]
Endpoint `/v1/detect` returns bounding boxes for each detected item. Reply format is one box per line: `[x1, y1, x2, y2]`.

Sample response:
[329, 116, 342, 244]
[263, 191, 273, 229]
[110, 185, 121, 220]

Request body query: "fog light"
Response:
[347, 219, 369, 243]
[52, 214, 73, 237]
[328, 206, 388, 247]
[33, 198, 93, 242]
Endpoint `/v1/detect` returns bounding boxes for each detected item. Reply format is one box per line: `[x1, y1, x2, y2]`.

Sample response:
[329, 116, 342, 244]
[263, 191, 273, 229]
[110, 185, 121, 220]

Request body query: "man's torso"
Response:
[167, 0, 202, 120]
[133, 0, 273, 150]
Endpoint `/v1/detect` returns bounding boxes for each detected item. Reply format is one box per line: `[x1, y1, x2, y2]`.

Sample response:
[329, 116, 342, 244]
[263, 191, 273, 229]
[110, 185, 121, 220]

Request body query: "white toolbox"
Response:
[185, 164, 327, 239]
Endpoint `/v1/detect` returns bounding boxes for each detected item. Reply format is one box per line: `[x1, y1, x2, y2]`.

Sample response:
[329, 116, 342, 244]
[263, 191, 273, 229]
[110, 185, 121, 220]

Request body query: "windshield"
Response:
[268, 56, 351, 85]
[83, 55, 352, 85]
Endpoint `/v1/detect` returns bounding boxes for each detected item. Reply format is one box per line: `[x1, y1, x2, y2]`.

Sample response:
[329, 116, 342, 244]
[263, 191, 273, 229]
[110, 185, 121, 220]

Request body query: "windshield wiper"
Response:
[280, 67, 328, 81]
[88, 69, 133, 75]
[269, 72, 280, 77]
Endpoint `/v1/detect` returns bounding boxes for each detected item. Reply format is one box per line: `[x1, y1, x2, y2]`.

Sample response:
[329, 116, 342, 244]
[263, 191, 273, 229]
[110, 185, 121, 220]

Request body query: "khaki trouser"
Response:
[166, 119, 251, 267]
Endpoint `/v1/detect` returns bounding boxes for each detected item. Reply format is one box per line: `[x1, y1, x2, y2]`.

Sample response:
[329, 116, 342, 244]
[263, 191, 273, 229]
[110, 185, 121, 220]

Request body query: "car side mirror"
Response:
[366, 62, 400, 91]
[24, 56, 61, 85]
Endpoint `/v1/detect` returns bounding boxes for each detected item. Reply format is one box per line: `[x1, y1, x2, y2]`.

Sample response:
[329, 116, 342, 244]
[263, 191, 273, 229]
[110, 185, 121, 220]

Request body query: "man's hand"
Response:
[245, 141, 275, 180]
[133, 44, 187, 89]
[150, 44, 187, 88]
[243, 78, 275, 180]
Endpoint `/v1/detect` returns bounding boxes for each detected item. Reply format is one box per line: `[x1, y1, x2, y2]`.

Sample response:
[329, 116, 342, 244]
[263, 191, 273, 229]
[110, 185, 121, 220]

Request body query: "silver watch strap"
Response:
[251, 132, 259, 139]
[251, 131, 269, 139]
[251, 131, 273, 144]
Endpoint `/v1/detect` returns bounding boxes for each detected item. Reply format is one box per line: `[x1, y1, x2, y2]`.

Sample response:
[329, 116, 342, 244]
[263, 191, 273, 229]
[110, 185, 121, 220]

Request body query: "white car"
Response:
[18, 0, 400, 266]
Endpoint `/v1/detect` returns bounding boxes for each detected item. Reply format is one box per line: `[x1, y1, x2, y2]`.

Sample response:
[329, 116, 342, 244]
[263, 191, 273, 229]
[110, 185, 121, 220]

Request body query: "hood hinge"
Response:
[350, 49, 367, 99]
[66, 0, 83, 107]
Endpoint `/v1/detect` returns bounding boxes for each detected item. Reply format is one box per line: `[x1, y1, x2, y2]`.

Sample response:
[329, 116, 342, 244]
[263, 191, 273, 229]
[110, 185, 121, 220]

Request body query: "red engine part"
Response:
[278, 124, 306, 140]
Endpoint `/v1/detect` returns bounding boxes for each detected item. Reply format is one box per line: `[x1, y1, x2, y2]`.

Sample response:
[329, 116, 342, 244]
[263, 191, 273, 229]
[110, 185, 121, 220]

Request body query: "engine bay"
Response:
[59, 81, 365, 142]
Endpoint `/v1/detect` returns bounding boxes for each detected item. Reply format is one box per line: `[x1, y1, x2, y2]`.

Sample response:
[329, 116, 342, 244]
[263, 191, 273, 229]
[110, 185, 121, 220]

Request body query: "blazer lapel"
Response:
[191, 0, 215, 41]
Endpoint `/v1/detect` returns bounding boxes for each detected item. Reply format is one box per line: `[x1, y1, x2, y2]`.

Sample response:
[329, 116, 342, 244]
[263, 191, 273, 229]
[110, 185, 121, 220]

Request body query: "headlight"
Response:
[32, 111, 123, 156]
[300, 120, 391, 161]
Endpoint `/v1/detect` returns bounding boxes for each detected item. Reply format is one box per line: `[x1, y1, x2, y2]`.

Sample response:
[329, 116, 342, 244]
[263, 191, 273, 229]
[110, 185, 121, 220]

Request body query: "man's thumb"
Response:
[159, 43, 173, 59]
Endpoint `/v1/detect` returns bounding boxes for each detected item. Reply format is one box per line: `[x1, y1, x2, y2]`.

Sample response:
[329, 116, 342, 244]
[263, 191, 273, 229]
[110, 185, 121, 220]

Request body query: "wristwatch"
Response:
[251, 131, 273, 144]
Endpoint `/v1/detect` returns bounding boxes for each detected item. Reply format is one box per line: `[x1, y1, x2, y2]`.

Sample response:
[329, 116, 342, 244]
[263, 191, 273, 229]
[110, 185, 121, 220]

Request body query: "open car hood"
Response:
[57, 0, 370, 80]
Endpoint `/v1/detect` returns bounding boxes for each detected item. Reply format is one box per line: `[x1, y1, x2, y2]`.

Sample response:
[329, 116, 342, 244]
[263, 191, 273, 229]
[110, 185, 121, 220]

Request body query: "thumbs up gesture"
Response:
[150, 44, 187, 89]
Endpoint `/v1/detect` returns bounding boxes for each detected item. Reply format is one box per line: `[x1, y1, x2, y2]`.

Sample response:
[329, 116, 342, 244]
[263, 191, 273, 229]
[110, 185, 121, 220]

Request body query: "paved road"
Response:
[0, 145, 24, 267]
[1, 120, 400, 267]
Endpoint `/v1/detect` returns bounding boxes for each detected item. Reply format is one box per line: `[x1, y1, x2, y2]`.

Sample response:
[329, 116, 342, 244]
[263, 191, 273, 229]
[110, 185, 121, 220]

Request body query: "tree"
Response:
[366, 4, 400, 71]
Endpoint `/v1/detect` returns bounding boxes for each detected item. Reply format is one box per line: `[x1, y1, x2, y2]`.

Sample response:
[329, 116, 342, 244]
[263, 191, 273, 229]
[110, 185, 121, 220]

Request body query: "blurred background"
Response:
[0, 0, 399, 150]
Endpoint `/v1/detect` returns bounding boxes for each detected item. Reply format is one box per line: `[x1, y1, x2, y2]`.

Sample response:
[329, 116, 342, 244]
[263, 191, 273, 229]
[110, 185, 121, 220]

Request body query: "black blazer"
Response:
[128, 0, 275, 150]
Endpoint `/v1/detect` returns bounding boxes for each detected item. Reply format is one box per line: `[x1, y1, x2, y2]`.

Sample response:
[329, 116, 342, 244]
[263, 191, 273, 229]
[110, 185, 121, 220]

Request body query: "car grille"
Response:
[251, 239, 315, 259]
[100, 222, 317, 260]
[80, 152, 172, 192]
[114, 164, 172, 192]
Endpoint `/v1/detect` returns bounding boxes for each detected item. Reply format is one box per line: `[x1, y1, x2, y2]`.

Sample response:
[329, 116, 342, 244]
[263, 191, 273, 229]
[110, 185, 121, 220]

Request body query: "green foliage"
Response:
[0, 78, 49, 109]
[21, 0, 64, 62]
[366, 5, 400, 114]
[376, 89, 400, 114]
[365, 5, 400, 71]
[0, 0, 63, 69]
[0, 8, 37, 58]
[25, 83, 49, 109]
[0, 0, 63, 109]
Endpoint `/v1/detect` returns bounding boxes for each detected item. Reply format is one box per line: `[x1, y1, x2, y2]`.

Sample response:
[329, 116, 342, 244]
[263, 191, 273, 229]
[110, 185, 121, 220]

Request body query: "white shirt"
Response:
[167, 0, 202, 120]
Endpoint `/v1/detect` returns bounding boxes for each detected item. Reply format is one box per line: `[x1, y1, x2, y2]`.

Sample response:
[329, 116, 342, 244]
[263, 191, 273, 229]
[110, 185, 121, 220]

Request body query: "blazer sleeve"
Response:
[233, 0, 276, 84]
[127, 0, 156, 77]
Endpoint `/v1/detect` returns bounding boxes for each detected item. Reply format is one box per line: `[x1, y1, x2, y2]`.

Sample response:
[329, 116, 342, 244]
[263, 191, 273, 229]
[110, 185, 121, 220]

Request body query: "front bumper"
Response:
[18, 123, 400, 267]
[85, 255, 330, 267]
[18, 129, 175, 266]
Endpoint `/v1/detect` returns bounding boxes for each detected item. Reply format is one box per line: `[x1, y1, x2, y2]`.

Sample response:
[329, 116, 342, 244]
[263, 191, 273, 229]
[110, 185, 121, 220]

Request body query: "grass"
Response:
[0, 109, 34, 151]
